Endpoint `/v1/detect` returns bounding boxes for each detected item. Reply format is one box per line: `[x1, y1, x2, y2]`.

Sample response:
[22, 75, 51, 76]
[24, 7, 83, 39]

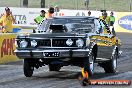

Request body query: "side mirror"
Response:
[33, 29, 36, 33]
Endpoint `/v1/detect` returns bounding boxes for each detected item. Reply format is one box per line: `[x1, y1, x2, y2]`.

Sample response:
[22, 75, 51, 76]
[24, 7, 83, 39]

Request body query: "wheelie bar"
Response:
[79, 68, 131, 86]
[78, 68, 91, 86]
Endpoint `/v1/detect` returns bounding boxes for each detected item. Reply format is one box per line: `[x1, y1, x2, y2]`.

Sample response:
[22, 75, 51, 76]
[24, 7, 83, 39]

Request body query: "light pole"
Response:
[84, 0, 89, 10]
[47, 0, 50, 8]
[104, 0, 105, 10]
[23, 0, 28, 7]
[76, 0, 79, 10]
[20, 0, 21, 7]
[41, 0, 45, 8]
[130, 0, 132, 12]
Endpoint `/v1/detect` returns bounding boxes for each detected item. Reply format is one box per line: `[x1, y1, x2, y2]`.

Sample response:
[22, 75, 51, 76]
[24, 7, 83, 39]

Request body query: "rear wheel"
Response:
[103, 50, 118, 73]
[49, 64, 61, 71]
[23, 58, 34, 77]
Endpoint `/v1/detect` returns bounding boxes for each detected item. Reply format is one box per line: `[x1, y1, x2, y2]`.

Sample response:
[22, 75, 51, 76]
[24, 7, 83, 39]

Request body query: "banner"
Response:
[0, 33, 18, 64]
[115, 12, 132, 33]
[0, 7, 113, 28]
[0, 7, 46, 27]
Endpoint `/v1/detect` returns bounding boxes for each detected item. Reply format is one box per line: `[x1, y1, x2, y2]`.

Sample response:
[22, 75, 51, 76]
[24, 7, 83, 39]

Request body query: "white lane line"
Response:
[102, 71, 132, 80]
[0, 70, 47, 84]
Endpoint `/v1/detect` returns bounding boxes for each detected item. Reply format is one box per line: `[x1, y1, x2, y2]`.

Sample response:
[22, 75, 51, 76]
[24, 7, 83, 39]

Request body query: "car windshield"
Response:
[38, 17, 95, 33]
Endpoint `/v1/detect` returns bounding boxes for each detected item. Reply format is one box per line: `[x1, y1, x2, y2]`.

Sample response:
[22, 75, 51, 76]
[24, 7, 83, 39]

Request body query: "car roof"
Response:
[51, 16, 97, 19]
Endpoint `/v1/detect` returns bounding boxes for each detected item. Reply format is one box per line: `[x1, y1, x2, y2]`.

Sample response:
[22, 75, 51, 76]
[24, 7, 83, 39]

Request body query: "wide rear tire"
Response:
[103, 50, 118, 73]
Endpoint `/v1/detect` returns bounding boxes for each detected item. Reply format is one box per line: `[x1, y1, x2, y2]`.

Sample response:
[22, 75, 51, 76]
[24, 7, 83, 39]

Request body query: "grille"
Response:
[37, 39, 78, 47]
[38, 39, 51, 47]
[52, 39, 77, 47]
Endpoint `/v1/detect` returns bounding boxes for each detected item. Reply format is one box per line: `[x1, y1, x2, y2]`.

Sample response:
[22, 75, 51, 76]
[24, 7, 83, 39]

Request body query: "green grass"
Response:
[0, 0, 131, 12]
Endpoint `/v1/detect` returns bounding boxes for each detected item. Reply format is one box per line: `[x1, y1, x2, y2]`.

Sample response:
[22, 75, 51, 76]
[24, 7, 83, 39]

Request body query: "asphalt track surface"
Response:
[0, 32, 132, 88]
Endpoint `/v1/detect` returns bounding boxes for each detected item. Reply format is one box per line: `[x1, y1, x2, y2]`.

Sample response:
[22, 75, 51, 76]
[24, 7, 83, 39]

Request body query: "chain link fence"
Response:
[0, 0, 132, 12]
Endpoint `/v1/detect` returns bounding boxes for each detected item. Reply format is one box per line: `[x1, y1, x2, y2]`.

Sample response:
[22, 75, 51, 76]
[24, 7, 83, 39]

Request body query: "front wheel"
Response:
[23, 59, 34, 77]
[84, 52, 95, 77]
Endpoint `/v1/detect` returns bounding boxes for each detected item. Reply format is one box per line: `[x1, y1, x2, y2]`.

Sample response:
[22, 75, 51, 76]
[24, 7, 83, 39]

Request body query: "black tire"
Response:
[49, 64, 61, 71]
[84, 52, 95, 77]
[112, 27, 116, 36]
[103, 50, 118, 73]
[23, 59, 34, 77]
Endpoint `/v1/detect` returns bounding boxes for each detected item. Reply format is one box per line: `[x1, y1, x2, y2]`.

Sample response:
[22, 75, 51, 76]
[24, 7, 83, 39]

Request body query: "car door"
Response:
[93, 19, 116, 59]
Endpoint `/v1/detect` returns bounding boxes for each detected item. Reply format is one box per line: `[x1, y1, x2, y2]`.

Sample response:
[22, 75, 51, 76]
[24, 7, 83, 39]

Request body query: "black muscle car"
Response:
[15, 16, 121, 77]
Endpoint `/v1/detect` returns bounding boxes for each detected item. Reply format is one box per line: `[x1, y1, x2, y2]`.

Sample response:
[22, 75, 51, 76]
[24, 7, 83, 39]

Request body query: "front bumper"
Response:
[14, 49, 89, 59]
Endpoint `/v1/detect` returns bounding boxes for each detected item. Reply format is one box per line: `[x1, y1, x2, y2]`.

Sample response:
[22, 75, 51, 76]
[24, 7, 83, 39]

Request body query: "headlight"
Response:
[19, 40, 28, 48]
[66, 39, 73, 46]
[86, 37, 90, 45]
[31, 40, 37, 47]
[76, 38, 84, 47]
[15, 40, 18, 47]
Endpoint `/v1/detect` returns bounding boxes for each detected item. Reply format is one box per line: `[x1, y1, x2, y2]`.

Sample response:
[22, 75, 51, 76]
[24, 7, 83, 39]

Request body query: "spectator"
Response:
[99, 11, 110, 26]
[0, 7, 15, 33]
[34, 10, 46, 24]
[110, 12, 115, 26]
[110, 12, 116, 35]
[88, 11, 91, 16]
[45, 7, 54, 19]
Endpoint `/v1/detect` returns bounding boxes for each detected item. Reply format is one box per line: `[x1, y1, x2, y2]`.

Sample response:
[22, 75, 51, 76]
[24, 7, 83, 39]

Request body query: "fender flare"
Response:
[111, 45, 118, 59]
[89, 42, 98, 60]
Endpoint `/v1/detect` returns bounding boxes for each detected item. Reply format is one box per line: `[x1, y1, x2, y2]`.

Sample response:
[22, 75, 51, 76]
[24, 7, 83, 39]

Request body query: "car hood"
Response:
[17, 33, 87, 38]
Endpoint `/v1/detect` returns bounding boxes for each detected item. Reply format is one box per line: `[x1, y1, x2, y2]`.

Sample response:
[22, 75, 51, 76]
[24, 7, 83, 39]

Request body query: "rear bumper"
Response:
[15, 49, 89, 59]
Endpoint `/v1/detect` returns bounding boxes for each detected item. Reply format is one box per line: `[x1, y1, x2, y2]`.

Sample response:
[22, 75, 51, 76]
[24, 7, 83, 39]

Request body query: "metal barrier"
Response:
[0, 0, 131, 12]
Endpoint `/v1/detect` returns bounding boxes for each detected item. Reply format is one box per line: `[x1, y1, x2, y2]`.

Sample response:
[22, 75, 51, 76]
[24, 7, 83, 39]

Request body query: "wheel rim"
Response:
[89, 54, 94, 74]
[30, 67, 34, 71]
[113, 52, 117, 69]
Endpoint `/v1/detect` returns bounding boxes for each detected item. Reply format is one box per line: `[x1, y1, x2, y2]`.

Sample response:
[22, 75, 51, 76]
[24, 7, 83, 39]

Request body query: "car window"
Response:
[37, 18, 95, 33]
[94, 19, 101, 33]
[37, 19, 51, 32]
[99, 20, 105, 34]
